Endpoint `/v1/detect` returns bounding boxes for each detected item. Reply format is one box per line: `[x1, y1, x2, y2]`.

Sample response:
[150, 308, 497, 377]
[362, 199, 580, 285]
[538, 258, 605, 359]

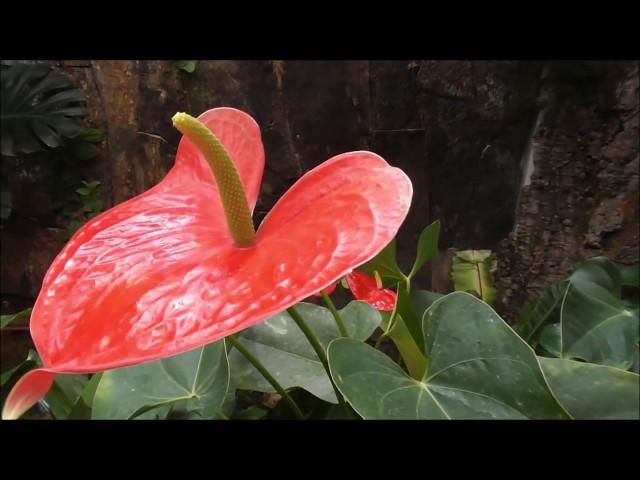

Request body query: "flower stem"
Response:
[320, 290, 348, 337]
[286, 306, 353, 419]
[226, 336, 305, 420]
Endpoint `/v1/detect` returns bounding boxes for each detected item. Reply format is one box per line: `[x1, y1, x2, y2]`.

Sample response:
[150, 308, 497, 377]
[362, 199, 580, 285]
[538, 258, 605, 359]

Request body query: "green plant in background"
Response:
[514, 257, 639, 369]
[65, 180, 103, 238]
[59, 127, 103, 162]
[171, 61, 198, 74]
[451, 249, 497, 305]
[0, 308, 32, 330]
[1, 62, 89, 157]
[0, 62, 103, 229]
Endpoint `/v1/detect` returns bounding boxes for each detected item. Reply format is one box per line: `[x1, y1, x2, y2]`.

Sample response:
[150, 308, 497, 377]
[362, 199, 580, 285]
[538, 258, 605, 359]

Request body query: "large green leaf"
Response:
[540, 357, 639, 419]
[1, 308, 32, 329]
[1, 64, 88, 156]
[228, 301, 381, 404]
[359, 239, 406, 282]
[410, 289, 443, 319]
[92, 341, 229, 419]
[560, 267, 639, 369]
[408, 220, 440, 279]
[328, 292, 569, 419]
[513, 282, 564, 344]
[451, 250, 497, 306]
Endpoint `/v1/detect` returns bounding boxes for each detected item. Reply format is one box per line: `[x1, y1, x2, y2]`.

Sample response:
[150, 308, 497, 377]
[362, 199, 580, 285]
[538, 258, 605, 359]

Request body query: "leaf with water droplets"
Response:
[328, 292, 569, 419]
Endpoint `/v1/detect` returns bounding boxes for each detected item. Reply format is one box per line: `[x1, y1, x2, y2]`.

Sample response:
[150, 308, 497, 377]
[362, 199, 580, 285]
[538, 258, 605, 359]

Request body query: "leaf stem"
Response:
[226, 336, 305, 420]
[287, 306, 354, 419]
[320, 290, 348, 337]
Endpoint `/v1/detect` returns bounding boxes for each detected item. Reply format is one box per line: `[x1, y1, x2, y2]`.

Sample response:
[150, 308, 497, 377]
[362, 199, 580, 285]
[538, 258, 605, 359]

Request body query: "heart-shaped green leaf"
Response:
[328, 292, 569, 419]
[228, 301, 381, 404]
[560, 269, 639, 369]
[92, 340, 229, 419]
[410, 289, 444, 319]
[540, 357, 639, 419]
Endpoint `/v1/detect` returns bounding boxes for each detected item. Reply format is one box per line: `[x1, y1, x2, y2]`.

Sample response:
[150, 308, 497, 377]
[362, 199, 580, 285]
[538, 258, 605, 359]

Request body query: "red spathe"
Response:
[3, 108, 412, 419]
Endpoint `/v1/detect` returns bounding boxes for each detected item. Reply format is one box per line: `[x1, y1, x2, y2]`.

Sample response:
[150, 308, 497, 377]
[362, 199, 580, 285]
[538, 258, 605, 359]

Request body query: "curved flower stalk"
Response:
[2, 107, 412, 419]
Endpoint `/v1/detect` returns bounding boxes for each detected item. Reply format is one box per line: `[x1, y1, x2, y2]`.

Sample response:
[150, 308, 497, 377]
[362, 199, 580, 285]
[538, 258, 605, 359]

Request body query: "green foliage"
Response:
[0, 308, 32, 329]
[328, 291, 639, 419]
[514, 257, 639, 369]
[359, 239, 405, 282]
[328, 293, 570, 419]
[0, 350, 39, 387]
[1, 62, 89, 157]
[408, 220, 440, 279]
[4, 203, 636, 421]
[92, 341, 229, 419]
[65, 180, 103, 238]
[513, 281, 564, 344]
[0, 62, 103, 230]
[451, 250, 497, 305]
[228, 301, 381, 403]
[171, 61, 199, 73]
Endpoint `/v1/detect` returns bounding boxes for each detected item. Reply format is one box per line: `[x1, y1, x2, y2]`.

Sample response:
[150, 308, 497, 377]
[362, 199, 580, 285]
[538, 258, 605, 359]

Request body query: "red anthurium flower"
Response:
[313, 271, 396, 312]
[345, 271, 397, 311]
[2, 107, 412, 419]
